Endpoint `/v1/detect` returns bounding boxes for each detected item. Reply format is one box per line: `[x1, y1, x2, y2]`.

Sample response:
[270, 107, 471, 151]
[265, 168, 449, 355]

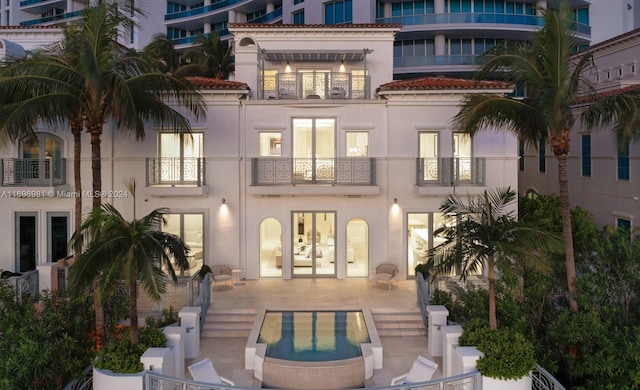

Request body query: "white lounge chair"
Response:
[390, 355, 438, 386]
[188, 357, 235, 388]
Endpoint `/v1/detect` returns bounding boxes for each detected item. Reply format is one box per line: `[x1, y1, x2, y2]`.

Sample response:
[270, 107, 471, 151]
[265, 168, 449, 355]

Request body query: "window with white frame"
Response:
[157, 132, 203, 185]
[162, 213, 204, 274]
[346, 132, 368, 157]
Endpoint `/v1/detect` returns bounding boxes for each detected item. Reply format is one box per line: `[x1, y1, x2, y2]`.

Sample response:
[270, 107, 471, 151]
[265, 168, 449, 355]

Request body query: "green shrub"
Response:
[460, 320, 535, 380]
[94, 325, 167, 374]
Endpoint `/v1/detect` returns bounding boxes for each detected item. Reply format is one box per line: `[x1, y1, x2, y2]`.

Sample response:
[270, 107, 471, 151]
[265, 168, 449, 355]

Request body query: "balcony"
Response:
[171, 29, 230, 46]
[250, 157, 379, 196]
[1, 158, 66, 187]
[262, 72, 369, 100]
[415, 157, 485, 194]
[145, 157, 207, 197]
[248, 7, 282, 23]
[165, 0, 246, 21]
[377, 12, 544, 28]
[394, 54, 484, 69]
[19, 10, 82, 26]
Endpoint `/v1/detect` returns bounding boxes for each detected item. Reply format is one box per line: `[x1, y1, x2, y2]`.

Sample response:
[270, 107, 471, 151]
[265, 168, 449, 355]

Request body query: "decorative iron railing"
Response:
[251, 157, 375, 185]
[416, 157, 485, 186]
[262, 71, 369, 100]
[146, 157, 205, 186]
[5, 270, 39, 304]
[532, 364, 567, 390]
[1, 158, 66, 186]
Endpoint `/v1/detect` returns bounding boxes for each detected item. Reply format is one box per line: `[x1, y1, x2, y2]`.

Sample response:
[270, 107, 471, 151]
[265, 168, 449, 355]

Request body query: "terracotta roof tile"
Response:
[185, 76, 249, 90]
[229, 23, 401, 29]
[573, 83, 640, 104]
[377, 77, 513, 92]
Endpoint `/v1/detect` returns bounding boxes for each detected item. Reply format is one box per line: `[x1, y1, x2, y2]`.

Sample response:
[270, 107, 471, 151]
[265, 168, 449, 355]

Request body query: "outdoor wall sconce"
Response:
[222, 198, 226, 204]
[394, 198, 398, 204]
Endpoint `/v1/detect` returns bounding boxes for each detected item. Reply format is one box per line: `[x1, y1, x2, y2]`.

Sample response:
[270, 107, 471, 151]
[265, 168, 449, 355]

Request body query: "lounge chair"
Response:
[373, 263, 399, 290]
[188, 357, 235, 387]
[390, 355, 438, 386]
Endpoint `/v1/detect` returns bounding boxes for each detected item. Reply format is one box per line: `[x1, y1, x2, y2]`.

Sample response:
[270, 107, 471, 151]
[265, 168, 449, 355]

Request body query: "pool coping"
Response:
[244, 308, 383, 383]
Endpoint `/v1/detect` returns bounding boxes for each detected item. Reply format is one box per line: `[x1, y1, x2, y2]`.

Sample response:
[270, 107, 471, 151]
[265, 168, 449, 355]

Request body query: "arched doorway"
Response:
[346, 218, 369, 277]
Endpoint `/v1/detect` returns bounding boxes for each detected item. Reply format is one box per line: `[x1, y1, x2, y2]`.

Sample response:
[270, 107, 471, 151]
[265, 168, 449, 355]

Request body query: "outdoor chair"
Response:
[390, 355, 438, 386]
[188, 357, 235, 387]
[373, 263, 399, 290]
[210, 265, 233, 290]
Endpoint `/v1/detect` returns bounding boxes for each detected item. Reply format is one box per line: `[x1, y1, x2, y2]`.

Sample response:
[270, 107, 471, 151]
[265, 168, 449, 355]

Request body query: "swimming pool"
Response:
[245, 308, 383, 389]
[258, 310, 371, 361]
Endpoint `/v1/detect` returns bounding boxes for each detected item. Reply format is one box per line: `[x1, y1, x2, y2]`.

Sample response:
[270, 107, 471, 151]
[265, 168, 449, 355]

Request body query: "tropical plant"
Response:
[142, 34, 187, 75]
[0, 283, 95, 390]
[68, 180, 190, 344]
[182, 32, 234, 79]
[452, 2, 640, 313]
[426, 187, 560, 330]
[0, 3, 205, 346]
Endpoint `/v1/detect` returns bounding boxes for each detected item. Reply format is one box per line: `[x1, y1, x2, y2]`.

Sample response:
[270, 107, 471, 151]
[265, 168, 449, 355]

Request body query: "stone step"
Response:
[370, 308, 426, 337]
[201, 309, 257, 339]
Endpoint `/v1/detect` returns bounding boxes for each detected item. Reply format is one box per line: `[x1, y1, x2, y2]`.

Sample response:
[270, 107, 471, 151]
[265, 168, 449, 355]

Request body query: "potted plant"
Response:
[196, 264, 212, 281]
[459, 319, 535, 389]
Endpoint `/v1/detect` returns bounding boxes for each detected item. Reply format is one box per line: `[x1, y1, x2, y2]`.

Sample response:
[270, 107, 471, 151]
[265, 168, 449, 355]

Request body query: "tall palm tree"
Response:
[142, 34, 186, 76]
[451, 2, 640, 312]
[182, 32, 234, 79]
[427, 187, 560, 330]
[68, 180, 190, 344]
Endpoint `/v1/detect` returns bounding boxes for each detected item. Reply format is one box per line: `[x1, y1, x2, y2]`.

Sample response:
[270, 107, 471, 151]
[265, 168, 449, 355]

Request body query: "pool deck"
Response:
[187, 278, 439, 388]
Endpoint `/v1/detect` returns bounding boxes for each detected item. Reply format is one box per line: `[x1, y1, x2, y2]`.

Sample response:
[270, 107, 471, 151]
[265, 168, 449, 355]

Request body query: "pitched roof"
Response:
[573, 83, 640, 105]
[377, 77, 513, 92]
[185, 76, 249, 90]
[228, 23, 401, 29]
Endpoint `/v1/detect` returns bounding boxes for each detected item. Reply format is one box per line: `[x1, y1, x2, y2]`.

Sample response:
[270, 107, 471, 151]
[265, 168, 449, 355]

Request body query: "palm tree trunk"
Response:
[129, 278, 139, 344]
[488, 256, 497, 330]
[89, 124, 105, 345]
[72, 117, 83, 261]
[557, 153, 578, 312]
[89, 126, 102, 210]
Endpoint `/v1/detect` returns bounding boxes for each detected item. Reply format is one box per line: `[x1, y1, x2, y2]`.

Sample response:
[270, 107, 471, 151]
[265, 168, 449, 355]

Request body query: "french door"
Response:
[292, 211, 336, 277]
[292, 118, 335, 183]
[15, 212, 37, 272]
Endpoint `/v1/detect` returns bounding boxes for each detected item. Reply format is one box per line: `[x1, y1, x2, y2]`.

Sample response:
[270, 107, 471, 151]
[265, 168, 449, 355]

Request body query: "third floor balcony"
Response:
[262, 71, 369, 100]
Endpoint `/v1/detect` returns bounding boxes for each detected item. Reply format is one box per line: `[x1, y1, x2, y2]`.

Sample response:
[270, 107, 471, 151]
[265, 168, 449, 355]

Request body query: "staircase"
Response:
[370, 307, 426, 337]
[201, 309, 258, 338]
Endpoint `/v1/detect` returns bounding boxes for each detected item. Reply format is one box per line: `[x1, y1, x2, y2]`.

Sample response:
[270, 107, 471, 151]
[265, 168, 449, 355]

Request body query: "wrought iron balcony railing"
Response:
[262, 72, 369, 100]
[1, 158, 66, 186]
[146, 157, 206, 187]
[416, 157, 485, 186]
[252, 157, 375, 186]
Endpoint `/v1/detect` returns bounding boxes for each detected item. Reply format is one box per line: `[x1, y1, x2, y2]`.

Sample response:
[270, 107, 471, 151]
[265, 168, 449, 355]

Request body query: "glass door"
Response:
[292, 211, 336, 277]
[16, 212, 37, 272]
[293, 118, 335, 183]
[47, 212, 69, 262]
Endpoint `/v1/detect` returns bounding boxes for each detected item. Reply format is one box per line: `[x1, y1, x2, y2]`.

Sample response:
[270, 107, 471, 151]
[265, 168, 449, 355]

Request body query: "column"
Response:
[37, 262, 57, 291]
[536, 0, 547, 14]
[164, 326, 185, 379]
[442, 325, 464, 377]
[266, 2, 275, 13]
[179, 306, 201, 358]
[426, 305, 449, 357]
[435, 0, 446, 14]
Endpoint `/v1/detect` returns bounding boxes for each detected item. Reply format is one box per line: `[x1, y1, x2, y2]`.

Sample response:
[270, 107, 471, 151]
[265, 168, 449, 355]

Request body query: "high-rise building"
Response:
[3, 1, 639, 78]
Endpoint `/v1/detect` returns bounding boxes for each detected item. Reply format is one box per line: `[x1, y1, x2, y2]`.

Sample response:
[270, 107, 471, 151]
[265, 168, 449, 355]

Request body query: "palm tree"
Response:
[182, 32, 234, 79]
[142, 34, 186, 76]
[451, 2, 640, 312]
[68, 180, 190, 344]
[426, 187, 560, 330]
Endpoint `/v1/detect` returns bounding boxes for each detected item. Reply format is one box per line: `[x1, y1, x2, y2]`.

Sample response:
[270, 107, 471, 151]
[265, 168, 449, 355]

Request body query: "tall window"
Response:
[618, 141, 630, 181]
[616, 217, 631, 233]
[454, 133, 472, 181]
[581, 134, 591, 177]
[538, 137, 546, 173]
[324, 0, 352, 24]
[19, 132, 64, 185]
[419, 132, 438, 182]
[157, 132, 203, 185]
[163, 213, 204, 275]
[518, 139, 525, 172]
[292, 10, 305, 24]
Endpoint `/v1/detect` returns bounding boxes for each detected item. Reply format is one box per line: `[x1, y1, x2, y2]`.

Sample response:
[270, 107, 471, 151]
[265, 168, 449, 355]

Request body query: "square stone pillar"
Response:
[179, 307, 201, 358]
[426, 305, 449, 357]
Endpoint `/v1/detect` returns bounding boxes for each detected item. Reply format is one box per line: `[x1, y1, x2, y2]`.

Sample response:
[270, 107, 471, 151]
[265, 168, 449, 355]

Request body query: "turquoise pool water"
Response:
[257, 310, 371, 362]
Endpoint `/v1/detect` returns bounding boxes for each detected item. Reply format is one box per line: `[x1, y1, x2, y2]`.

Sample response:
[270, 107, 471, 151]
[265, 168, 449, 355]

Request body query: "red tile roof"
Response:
[185, 76, 249, 90]
[573, 83, 640, 104]
[377, 77, 513, 92]
[228, 23, 401, 29]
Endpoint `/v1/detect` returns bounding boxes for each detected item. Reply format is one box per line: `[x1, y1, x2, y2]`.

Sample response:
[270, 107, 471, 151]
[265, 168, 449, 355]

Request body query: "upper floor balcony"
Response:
[250, 157, 379, 196]
[144, 157, 208, 197]
[19, 10, 82, 26]
[416, 157, 485, 195]
[1, 158, 66, 187]
[171, 29, 230, 46]
[165, 0, 246, 21]
[19, 0, 66, 9]
[262, 71, 369, 100]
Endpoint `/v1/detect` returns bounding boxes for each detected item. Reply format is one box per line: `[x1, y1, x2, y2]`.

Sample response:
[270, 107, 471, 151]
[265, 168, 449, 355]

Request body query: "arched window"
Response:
[260, 218, 283, 278]
[16, 133, 64, 186]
